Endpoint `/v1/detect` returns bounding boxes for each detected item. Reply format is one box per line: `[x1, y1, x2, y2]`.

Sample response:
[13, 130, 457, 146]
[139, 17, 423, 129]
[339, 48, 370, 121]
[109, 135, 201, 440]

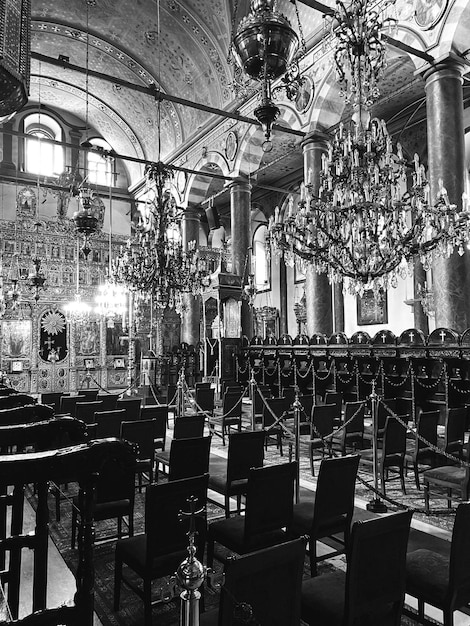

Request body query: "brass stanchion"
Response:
[177, 497, 206, 626]
[250, 367, 256, 431]
[366, 382, 387, 513]
[292, 388, 301, 504]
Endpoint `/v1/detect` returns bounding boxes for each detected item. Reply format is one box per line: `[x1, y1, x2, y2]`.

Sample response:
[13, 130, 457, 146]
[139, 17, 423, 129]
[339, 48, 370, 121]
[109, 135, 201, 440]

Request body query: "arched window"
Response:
[87, 137, 113, 186]
[253, 225, 270, 290]
[24, 113, 64, 176]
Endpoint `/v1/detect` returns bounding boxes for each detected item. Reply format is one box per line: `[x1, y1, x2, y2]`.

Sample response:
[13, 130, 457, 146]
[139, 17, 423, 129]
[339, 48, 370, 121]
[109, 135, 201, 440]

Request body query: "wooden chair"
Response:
[422, 442, 470, 514]
[324, 391, 343, 426]
[80, 389, 98, 402]
[59, 394, 86, 417]
[298, 394, 314, 435]
[195, 386, 215, 417]
[116, 397, 142, 421]
[441, 406, 468, 460]
[120, 419, 159, 491]
[360, 415, 408, 496]
[208, 430, 265, 517]
[0, 437, 133, 625]
[209, 390, 244, 446]
[96, 393, 120, 411]
[154, 415, 205, 473]
[404, 502, 470, 626]
[93, 409, 127, 439]
[141, 405, 167, 451]
[40, 391, 62, 413]
[307, 404, 335, 474]
[207, 462, 297, 568]
[330, 400, 366, 456]
[114, 474, 209, 626]
[290, 454, 360, 576]
[71, 438, 136, 548]
[404, 409, 440, 490]
[200, 537, 307, 626]
[75, 400, 104, 425]
[262, 396, 292, 455]
[157, 435, 211, 481]
[301, 510, 412, 626]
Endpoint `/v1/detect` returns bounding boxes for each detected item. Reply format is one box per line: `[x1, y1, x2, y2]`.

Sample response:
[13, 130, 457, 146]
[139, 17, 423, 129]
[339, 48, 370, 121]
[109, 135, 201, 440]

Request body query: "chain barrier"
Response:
[378, 398, 470, 468]
[313, 361, 334, 382]
[447, 377, 470, 395]
[381, 362, 412, 387]
[295, 360, 313, 379]
[413, 363, 445, 389]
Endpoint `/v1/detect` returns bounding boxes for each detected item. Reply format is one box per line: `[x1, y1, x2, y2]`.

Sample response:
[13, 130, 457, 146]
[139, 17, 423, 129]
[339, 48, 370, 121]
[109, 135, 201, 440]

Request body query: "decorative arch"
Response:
[438, 0, 470, 56]
[236, 104, 303, 176]
[184, 152, 230, 208]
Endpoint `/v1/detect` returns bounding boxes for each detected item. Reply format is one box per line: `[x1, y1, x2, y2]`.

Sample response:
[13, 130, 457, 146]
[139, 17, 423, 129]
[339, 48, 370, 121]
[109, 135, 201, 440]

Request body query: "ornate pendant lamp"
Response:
[231, 0, 305, 151]
[28, 257, 46, 302]
[267, 0, 470, 294]
[0, 0, 31, 120]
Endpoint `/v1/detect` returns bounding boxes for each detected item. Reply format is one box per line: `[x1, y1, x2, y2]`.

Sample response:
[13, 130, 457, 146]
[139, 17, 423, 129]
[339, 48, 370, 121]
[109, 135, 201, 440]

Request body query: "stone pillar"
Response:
[423, 57, 470, 331]
[181, 208, 201, 346]
[279, 260, 288, 335]
[229, 177, 252, 337]
[302, 132, 335, 336]
[1, 122, 16, 170]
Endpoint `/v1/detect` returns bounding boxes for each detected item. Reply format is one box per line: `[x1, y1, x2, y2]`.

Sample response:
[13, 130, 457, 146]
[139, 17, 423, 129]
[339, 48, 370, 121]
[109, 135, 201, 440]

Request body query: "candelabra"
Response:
[28, 258, 46, 303]
[112, 162, 210, 309]
[267, 116, 470, 294]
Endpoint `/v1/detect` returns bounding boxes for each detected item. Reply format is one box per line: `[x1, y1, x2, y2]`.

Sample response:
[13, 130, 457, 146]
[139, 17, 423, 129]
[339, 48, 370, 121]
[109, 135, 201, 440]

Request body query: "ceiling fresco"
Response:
[27, 0, 437, 194]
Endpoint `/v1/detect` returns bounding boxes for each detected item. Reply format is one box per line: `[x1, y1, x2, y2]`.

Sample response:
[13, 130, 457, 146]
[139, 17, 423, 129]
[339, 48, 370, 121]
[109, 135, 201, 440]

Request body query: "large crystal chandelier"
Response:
[112, 162, 210, 309]
[267, 0, 470, 294]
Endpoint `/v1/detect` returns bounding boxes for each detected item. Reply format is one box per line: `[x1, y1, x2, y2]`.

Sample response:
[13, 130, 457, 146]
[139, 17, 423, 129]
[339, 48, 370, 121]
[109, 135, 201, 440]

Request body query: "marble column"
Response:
[302, 132, 335, 336]
[229, 177, 252, 337]
[423, 56, 470, 332]
[279, 260, 288, 336]
[181, 208, 201, 346]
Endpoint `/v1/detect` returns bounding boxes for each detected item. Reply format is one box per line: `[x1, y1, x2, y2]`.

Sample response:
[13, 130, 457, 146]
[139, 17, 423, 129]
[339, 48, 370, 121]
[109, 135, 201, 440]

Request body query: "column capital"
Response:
[417, 52, 469, 84]
[227, 175, 252, 193]
[301, 130, 329, 151]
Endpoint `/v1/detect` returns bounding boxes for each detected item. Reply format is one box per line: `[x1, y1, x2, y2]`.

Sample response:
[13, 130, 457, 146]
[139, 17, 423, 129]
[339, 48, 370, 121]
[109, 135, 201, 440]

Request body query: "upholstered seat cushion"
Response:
[208, 516, 289, 554]
[290, 500, 314, 535]
[406, 549, 449, 605]
[115, 535, 187, 579]
[301, 569, 346, 625]
[424, 466, 465, 485]
[209, 472, 248, 496]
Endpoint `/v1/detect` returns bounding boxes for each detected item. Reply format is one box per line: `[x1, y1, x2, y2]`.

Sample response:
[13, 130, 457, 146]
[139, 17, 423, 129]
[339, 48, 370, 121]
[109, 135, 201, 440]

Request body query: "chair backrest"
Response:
[444, 407, 468, 457]
[116, 397, 141, 421]
[311, 404, 335, 439]
[382, 416, 407, 456]
[195, 382, 211, 392]
[145, 474, 209, 561]
[344, 510, 412, 625]
[262, 397, 291, 428]
[324, 391, 343, 420]
[96, 393, 119, 411]
[223, 390, 244, 420]
[416, 409, 440, 451]
[120, 419, 157, 460]
[254, 385, 273, 414]
[80, 390, 98, 402]
[312, 455, 360, 535]
[449, 502, 470, 602]
[59, 395, 86, 417]
[141, 404, 168, 423]
[95, 442, 136, 507]
[244, 462, 297, 547]
[376, 398, 398, 432]
[168, 436, 212, 481]
[75, 401, 104, 425]
[226, 430, 265, 483]
[344, 401, 365, 435]
[141, 406, 167, 444]
[298, 395, 314, 423]
[217, 537, 307, 626]
[173, 415, 205, 439]
[40, 392, 62, 413]
[94, 409, 127, 439]
[195, 387, 215, 414]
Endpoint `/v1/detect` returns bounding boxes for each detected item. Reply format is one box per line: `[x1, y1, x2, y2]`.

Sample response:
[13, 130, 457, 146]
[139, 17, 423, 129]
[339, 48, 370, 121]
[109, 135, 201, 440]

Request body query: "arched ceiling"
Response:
[29, 0, 328, 186]
[27, 0, 442, 192]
